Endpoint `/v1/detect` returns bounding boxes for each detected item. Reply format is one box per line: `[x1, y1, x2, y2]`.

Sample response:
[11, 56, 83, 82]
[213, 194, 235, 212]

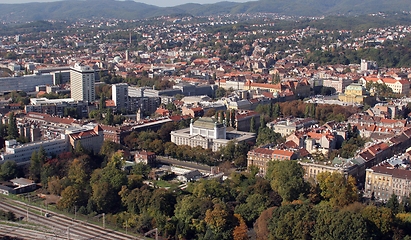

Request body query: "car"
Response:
[44, 213, 50, 217]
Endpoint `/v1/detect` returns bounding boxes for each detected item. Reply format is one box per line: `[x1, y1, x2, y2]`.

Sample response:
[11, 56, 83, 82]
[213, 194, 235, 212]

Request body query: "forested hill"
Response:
[1, 0, 411, 22]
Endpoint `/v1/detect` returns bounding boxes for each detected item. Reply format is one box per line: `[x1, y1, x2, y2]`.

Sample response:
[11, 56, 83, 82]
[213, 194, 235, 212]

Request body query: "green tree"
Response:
[256, 127, 282, 146]
[104, 110, 114, 126]
[386, 194, 401, 215]
[7, 112, 19, 140]
[29, 150, 41, 182]
[313, 205, 369, 240]
[215, 87, 226, 98]
[250, 117, 256, 133]
[234, 193, 269, 225]
[0, 160, 18, 181]
[268, 203, 316, 240]
[132, 163, 151, 179]
[266, 161, 308, 202]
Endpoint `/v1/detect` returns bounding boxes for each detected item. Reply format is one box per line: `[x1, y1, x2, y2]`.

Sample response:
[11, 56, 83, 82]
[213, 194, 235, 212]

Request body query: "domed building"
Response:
[338, 83, 376, 105]
[170, 117, 256, 152]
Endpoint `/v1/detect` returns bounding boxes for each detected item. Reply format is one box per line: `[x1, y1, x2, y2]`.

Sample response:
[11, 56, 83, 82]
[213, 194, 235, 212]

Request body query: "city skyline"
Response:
[0, 0, 250, 7]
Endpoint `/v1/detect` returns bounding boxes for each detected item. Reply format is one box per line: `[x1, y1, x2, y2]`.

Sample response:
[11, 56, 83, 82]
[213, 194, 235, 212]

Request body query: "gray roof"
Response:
[10, 178, 35, 186]
[193, 117, 223, 129]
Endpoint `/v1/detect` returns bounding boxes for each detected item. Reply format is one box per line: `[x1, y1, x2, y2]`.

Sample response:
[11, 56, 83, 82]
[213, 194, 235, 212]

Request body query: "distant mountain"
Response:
[0, 0, 411, 22]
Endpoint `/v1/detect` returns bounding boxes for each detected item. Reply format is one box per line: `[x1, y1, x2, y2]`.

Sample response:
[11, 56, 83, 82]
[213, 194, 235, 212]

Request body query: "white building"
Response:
[112, 83, 129, 112]
[0, 74, 53, 93]
[70, 63, 95, 103]
[0, 136, 69, 163]
[171, 117, 255, 152]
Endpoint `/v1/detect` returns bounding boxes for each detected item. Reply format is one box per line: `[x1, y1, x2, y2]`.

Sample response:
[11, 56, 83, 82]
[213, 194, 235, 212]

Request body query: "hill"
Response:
[0, 0, 411, 22]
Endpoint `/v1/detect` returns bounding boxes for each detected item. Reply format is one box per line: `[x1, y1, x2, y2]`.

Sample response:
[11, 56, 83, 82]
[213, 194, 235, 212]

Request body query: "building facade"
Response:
[171, 117, 255, 152]
[70, 63, 95, 103]
[0, 136, 68, 163]
[112, 83, 129, 112]
[365, 164, 411, 202]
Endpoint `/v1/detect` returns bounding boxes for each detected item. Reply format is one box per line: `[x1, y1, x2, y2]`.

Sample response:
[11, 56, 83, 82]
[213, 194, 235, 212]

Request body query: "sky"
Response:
[0, 0, 250, 7]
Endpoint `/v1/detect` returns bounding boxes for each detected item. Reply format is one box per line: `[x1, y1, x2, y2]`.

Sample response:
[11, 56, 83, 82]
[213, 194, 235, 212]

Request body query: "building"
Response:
[181, 106, 204, 118]
[112, 83, 129, 112]
[235, 110, 261, 132]
[299, 157, 365, 182]
[365, 161, 411, 202]
[322, 78, 353, 93]
[68, 125, 104, 154]
[135, 151, 156, 165]
[0, 74, 53, 94]
[70, 63, 95, 103]
[266, 118, 318, 137]
[170, 117, 255, 152]
[0, 136, 68, 163]
[247, 147, 297, 175]
[25, 98, 89, 118]
[361, 59, 378, 71]
[338, 83, 376, 105]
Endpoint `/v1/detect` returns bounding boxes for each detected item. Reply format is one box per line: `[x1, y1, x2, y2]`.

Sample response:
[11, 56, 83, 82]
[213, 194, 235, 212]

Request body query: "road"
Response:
[156, 156, 212, 172]
[0, 197, 145, 240]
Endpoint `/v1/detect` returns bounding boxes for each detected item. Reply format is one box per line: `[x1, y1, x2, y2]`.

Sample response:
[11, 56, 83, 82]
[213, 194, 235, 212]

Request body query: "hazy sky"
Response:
[0, 0, 250, 7]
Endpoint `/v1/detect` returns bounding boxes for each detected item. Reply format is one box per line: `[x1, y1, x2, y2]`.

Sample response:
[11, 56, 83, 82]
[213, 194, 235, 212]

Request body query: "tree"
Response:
[204, 201, 231, 237]
[317, 172, 358, 208]
[68, 158, 88, 188]
[250, 117, 256, 133]
[104, 110, 114, 126]
[215, 87, 226, 98]
[57, 186, 80, 210]
[256, 127, 282, 146]
[361, 205, 393, 237]
[313, 205, 369, 240]
[29, 150, 41, 182]
[0, 160, 18, 181]
[235, 194, 269, 225]
[386, 194, 401, 215]
[266, 161, 308, 202]
[7, 112, 19, 140]
[132, 163, 151, 179]
[233, 214, 248, 240]
[268, 203, 316, 240]
[272, 73, 281, 84]
[255, 207, 276, 240]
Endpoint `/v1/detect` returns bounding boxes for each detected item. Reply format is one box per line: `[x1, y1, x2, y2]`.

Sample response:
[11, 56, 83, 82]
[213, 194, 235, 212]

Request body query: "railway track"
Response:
[0, 224, 66, 240]
[0, 198, 145, 240]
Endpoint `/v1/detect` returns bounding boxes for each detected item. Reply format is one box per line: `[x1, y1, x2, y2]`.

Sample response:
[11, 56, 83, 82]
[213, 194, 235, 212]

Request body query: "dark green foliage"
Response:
[266, 161, 308, 203]
[0, 210, 17, 221]
[0, 160, 18, 181]
[256, 127, 283, 146]
[386, 194, 401, 215]
[7, 112, 19, 140]
[268, 203, 316, 240]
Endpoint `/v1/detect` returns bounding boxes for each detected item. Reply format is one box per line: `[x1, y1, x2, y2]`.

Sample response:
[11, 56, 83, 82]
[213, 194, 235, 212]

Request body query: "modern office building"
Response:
[0, 136, 69, 163]
[70, 63, 95, 103]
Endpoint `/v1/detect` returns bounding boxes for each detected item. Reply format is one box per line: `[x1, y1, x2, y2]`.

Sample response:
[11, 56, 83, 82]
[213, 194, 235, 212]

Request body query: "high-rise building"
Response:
[112, 83, 129, 112]
[70, 63, 95, 103]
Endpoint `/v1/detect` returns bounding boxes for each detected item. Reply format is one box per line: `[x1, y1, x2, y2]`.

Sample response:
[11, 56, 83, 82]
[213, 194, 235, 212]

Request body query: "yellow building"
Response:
[338, 83, 375, 105]
[365, 163, 411, 202]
